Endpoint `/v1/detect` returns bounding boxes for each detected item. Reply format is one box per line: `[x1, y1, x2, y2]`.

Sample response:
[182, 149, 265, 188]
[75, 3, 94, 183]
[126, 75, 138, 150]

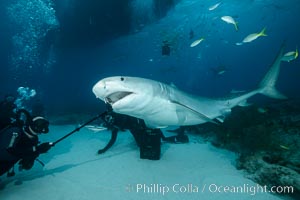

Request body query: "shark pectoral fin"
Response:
[175, 107, 188, 124]
[171, 100, 220, 125]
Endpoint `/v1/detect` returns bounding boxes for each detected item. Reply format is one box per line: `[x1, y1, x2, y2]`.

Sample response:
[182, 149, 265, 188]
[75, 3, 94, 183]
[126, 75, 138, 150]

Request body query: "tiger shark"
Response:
[92, 45, 286, 128]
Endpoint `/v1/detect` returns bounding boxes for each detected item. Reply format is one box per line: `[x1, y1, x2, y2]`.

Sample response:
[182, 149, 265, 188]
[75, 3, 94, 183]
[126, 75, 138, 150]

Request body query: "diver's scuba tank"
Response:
[140, 128, 161, 160]
[14, 109, 32, 128]
[0, 109, 31, 135]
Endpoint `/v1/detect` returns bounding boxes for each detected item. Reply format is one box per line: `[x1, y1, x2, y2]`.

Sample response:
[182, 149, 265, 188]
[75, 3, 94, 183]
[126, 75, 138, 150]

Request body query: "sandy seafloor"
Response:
[0, 125, 292, 200]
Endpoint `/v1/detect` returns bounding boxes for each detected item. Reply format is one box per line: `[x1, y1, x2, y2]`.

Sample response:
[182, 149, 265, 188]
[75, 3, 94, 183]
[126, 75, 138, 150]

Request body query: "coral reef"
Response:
[187, 100, 300, 198]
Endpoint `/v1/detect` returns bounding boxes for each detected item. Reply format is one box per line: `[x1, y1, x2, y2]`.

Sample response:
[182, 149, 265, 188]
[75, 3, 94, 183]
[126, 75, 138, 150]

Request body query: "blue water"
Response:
[1, 0, 299, 116]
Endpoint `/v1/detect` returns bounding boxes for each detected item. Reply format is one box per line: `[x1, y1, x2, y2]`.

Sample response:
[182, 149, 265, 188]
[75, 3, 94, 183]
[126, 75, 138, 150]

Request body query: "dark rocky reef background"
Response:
[183, 100, 300, 199]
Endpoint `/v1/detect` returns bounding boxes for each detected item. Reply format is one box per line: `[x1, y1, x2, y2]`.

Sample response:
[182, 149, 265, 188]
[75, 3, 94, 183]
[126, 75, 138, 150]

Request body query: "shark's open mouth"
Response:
[105, 91, 133, 104]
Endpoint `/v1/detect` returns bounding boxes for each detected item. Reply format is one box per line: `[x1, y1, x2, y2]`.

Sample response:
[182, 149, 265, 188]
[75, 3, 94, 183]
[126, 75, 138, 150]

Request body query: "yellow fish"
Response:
[221, 16, 238, 31]
[190, 38, 205, 47]
[281, 48, 298, 62]
[209, 2, 221, 11]
[242, 27, 267, 43]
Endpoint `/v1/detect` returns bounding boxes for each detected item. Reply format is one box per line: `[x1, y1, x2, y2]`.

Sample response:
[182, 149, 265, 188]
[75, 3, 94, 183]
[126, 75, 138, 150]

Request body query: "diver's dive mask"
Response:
[30, 116, 49, 134]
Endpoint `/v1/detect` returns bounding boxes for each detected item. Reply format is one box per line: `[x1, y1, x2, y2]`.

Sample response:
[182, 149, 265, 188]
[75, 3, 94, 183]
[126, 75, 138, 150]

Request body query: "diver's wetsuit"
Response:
[0, 126, 39, 176]
[0, 96, 16, 131]
[0, 125, 52, 176]
[98, 111, 146, 154]
[97, 111, 189, 159]
[0, 109, 52, 177]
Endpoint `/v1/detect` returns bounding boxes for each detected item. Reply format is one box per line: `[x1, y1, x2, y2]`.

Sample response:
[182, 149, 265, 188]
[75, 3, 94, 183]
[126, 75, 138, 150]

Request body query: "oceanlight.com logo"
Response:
[125, 183, 294, 196]
[206, 184, 294, 196]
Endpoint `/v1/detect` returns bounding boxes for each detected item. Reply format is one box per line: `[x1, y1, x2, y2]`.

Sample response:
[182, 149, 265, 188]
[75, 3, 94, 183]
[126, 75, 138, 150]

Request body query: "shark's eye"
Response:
[120, 77, 124, 81]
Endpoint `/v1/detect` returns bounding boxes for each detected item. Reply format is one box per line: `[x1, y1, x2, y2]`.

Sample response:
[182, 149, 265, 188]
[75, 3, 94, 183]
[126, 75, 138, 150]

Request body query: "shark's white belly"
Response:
[114, 92, 218, 128]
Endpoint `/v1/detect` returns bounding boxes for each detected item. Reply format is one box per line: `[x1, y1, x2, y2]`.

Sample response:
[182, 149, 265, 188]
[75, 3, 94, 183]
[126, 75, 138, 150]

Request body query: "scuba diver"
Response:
[97, 107, 189, 160]
[0, 95, 16, 131]
[161, 40, 171, 56]
[0, 109, 52, 177]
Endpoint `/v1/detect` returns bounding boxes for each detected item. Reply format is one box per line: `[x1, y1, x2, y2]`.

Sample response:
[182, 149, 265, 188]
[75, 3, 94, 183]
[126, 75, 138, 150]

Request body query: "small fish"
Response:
[235, 42, 243, 46]
[257, 107, 268, 114]
[190, 38, 205, 47]
[209, 2, 221, 11]
[281, 48, 298, 62]
[211, 65, 227, 76]
[86, 125, 107, 132]
[218, 70, 226, 75]
[279, 145, 290, 150]
[230, 89, 246, 94]
[221, 16, 238, 31]
[242, 27, 267, 43]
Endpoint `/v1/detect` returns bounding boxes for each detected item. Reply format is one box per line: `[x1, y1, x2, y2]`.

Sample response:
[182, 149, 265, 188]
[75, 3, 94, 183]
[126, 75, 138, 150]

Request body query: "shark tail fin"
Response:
[259, 87, 287, 99]
[258, 44, 287, 99]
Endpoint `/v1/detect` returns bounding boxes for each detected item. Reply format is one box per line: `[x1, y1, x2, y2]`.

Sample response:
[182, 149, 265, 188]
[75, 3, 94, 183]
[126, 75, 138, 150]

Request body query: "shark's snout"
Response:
[92, 78, 137, 106]
[92, 80, 106, 99]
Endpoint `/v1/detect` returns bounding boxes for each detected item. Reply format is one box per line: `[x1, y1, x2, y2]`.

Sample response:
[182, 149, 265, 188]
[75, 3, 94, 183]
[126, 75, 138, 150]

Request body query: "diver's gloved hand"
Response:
[36, 142, 53, 154]
[103, 114, 115, 128]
